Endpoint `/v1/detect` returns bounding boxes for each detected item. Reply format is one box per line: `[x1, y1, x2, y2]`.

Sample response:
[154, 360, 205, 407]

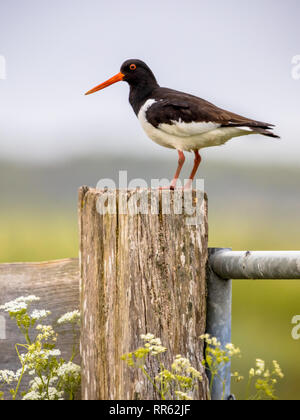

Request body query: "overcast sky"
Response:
[0, 0, 299, 165]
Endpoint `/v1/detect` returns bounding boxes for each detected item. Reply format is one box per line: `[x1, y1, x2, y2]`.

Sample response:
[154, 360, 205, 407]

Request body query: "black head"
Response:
[85, 59, 158, 96]
[120, 59, 158, 88]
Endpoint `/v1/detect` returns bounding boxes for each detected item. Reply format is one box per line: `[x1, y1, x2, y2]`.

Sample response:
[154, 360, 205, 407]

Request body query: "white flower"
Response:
[0, 301, 27, 313]
[30, 309, 51, 320]
[0, 370, 17, 384]
[211, 337, 221, 347]
[17, 296, 40, 304]
[140, 334, 167, 355]
[172, 356, 189, 372]
[255, 358, 265, 373]
[15, 369, 23, 378]
[0, 295, 40, 314]
[57, 362, 81, 380]
[22, 391, 41, 400]
[171, 356, 202, 381]
[47, 349, 61, 357]
[47, 387, 64, 400]
[149, 338, 162, 346]
[29, 376, 58, 391]
[23, 387, 64, 400]
[175, 391, 193, 400]
[273, 361, 284, 379]
[199, 334, 210, 340]
[141, 333, 155, 341]
[57, 310, 80, 325]
[19, 347, 61, 370]
[225, 343, 241, 357]
[35, 324, 56, 341]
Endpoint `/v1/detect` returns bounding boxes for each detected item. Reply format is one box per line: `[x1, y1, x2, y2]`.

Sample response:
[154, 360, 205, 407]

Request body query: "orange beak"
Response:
[85, 72, 125, 95]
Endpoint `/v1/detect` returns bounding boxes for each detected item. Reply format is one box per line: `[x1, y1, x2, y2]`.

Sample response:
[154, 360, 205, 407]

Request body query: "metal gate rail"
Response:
[207, 249, 300, 400]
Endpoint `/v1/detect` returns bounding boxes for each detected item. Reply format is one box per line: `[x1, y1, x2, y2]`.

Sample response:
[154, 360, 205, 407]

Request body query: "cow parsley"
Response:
[122, 333, 284, 401]
[0, 295, 81, 400]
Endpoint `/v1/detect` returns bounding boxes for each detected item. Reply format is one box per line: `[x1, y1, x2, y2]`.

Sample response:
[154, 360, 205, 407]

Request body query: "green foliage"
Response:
[122, 333, 284, 400]
[121, 334, 202, 400]
[0, 296, 81, 400]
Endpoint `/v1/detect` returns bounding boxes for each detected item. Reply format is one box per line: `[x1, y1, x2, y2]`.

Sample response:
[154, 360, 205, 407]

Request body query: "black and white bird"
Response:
[85, 59, 279, 189]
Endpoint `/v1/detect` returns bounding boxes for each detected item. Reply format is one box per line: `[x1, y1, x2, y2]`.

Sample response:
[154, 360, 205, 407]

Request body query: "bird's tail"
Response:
[251, 127, 280, 139]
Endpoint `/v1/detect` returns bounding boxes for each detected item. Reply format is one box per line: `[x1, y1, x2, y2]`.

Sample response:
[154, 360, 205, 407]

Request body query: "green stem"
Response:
[12, 344, 28, 400]
[141, 367, 165, 400]
[24, 329, 32, 345]
[209, 373, 215, 396]
[245, 377, 253, 400]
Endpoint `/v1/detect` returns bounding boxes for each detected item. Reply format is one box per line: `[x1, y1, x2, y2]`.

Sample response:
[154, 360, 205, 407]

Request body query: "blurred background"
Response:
[0, 0, 299, 400]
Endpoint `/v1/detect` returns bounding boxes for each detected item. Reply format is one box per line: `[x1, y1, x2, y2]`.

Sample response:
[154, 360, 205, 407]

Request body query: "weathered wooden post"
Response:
[79, 187, 209, 400]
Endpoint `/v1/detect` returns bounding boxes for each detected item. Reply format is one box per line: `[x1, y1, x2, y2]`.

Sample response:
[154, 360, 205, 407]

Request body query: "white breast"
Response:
[138, 99, 175, 149]
[137, 99, 254, 152]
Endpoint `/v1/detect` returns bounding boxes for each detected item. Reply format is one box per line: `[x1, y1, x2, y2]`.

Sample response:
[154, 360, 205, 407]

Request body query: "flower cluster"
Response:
[57, 362, 81, 381]
[245, 358, 284, 400]
[174, 391, 193, 400]
[22, 376, 64, 400]
[272, 360, 284, 379]
[200, 333, 240, 398]
[0, 295, 81, 400]
[225, 343, 241, 357]
[141, 334, 167, 355]
[0, 296, 40, 314]
[0, 370, 16, 385]
[30, 310, 51, 321]
[122, 332, 285, 401]
[122, 334, 203, 400]
[35, 324, 57, 342]
[171, 355, 203, 381]
[57, 310, 80, 325]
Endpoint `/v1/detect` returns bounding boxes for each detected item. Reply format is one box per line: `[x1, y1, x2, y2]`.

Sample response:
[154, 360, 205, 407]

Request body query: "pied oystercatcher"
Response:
[86, 59, 279, 189]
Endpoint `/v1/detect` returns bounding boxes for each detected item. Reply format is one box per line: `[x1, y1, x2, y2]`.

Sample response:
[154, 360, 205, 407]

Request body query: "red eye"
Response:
[130, 64, 136, 70]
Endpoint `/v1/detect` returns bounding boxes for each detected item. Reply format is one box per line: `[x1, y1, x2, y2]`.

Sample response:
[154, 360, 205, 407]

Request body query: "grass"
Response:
[0, 208, 78, 263]
[0, 205, 299, 400]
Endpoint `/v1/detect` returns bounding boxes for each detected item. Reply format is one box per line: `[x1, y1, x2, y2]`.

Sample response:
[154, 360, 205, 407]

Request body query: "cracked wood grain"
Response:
[79, 187, 209, 400]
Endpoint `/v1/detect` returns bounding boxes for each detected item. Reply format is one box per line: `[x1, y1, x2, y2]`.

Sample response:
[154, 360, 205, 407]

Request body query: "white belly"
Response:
[138, 99, 254, 152]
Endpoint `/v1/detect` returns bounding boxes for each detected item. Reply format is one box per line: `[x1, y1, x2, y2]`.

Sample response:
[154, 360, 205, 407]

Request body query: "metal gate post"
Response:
[206, 248, 232, 400]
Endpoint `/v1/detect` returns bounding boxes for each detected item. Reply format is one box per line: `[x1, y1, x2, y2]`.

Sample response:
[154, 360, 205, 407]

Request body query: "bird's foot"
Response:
[158, 184, 193, 191]
[158, 186, 174, 191]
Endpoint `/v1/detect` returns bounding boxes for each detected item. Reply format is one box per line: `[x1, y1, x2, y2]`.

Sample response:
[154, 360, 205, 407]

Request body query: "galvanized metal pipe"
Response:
[209, 250, 300, 280]
[206, 248, 232, 401]
[206, 249, 300, 400]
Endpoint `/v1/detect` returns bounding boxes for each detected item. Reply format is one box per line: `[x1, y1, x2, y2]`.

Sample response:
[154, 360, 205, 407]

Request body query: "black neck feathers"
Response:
[129, 79, 159, 115]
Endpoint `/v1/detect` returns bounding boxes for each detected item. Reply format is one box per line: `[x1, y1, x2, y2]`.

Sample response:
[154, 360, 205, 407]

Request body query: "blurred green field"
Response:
[0, 208, 78, 262]
[0, 157, 299, 400]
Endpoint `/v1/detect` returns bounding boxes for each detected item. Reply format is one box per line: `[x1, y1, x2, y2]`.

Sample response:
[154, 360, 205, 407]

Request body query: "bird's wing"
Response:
[146, 90, 279, 138]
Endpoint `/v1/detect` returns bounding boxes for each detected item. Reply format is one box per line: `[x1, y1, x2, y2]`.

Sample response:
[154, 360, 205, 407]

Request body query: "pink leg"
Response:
[160, 150, 186, 190]
[184, 150, 202, 190]
[170, 150, 186, 189]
